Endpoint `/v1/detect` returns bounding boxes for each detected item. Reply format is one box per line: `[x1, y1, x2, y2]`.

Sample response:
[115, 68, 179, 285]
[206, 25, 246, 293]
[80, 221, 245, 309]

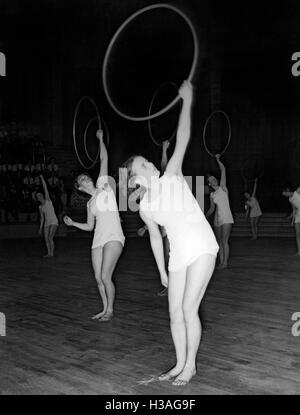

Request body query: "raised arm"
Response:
[165, 81, 193, 176]
[140, 210, 168, 288]
[252, 178, 258, 198]
[40, 175, 50, 200]
[215, 155, 227, 190]
[63, 205, 95, 231]
[96, 129, 108, 184]
[161, 140, 170, 173]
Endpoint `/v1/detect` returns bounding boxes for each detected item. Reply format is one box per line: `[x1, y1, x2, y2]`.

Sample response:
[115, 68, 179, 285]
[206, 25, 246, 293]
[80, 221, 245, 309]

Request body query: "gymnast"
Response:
[121, 81, 218, 386]
[36, 175, 59, 257]
[244, 178, 262, 240]
[205, 155, 234, 269]
[64, 129, 125, 321]
[282, 186, 300, 256]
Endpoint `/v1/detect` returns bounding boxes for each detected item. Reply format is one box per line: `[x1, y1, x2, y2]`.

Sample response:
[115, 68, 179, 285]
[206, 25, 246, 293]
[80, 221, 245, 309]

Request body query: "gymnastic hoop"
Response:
[241, 154, 265, 180]
[73, 96, 102, 170]
[102, 3, 199, 121]
[148, 81, 181, 147]
[203, 110, 231, 157]
[84, 117, 110, 162]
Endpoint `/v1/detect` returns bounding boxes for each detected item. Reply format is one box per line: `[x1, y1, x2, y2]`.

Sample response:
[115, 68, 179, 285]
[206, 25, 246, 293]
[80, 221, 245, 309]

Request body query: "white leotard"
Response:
[40, 200, 58, 227]
[247, 197, 262, 218]
[210, 187, 234, 227]
[140, 173, 219, 272]
[289, 191, 300, 223]
[88, 176, 125, 249]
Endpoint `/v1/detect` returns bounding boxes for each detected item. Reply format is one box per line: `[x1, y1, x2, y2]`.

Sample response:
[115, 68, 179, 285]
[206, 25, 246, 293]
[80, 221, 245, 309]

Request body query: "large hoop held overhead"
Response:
[84, 116, 110, 162]
[73, 96, 102, 170]
[102, 3, 199, 121]
[203, 110, 231, 157]
[148, 81, 181, 147]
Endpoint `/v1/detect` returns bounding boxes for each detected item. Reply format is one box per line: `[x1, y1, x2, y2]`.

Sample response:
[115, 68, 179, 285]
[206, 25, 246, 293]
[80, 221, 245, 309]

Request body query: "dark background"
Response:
[0, 0, 300, 211]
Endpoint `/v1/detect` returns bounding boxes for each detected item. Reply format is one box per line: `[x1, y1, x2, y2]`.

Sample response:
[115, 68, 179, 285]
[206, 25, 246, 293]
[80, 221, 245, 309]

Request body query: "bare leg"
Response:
[43, 226, 51, 257]
[99, 241, 123, 321]
[91, 246, 107, 319]
[159, 267, 187, 381]
[218, 224, 232, 269]
[214, 226, 223, 266]
[255, 216, 260, 238]
[295, 223, 300, 255]
[48, 225, 58, 256]
[173, 254, 216, 386]
[250, 217, 256, 239]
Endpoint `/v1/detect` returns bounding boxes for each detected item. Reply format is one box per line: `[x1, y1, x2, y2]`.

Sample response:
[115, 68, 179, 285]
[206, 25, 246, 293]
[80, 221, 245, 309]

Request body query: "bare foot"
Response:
[295, 252, 300, 257]
[91, 311, 106, 320]
[216, 264, 227, 270]
[98, 313, 113, 322]
[157, 287, 168, 296]
[43, 254, 52, 258]
[172, 367, 196, 386]
[158, 365, 184, 381]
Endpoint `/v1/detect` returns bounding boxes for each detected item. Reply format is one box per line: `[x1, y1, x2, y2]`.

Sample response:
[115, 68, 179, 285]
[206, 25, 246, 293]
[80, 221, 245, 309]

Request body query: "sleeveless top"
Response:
[40, 200, 58, 226]
[140, 173, 219, 272]
[87, 176, 124, 248]
[247, 196, 262, 218]
[210, 187, 234, 227]
[289, 191, 300, 223]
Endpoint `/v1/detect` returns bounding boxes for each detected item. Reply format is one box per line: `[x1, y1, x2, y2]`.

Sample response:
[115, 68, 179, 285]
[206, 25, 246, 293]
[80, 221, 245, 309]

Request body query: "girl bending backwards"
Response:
[64, 130, 125, 321]
[282, 186, 300, 256]
[37, 175, 59, 257]
[244, 178, 262, 240]
[137, 139, 170, 296]
[121, 81, 218, 386]
[206, 155, 234, 269]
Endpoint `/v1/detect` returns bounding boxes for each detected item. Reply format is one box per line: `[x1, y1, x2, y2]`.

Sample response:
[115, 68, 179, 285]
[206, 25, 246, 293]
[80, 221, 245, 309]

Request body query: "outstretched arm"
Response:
[96, 129, 108, 185]
[252, 178, 258, 198]
[215, 154, 227, 190]
[140, 210, 168, 288]
[205, 195, 216, 218]
[165, 81, 193, 176]
[38, 207, 44, 234]
[64, 205, 95, 231]
[161, 140, 170, 173]
[40, 175, 50, 200]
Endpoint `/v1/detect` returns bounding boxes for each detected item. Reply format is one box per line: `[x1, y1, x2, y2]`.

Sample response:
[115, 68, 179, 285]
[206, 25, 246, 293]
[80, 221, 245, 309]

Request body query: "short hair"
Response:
[74, 173, 93, 190]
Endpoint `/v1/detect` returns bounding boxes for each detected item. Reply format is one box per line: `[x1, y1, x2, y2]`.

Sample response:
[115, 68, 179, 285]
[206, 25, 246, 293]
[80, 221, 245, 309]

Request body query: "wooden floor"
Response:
[0, 236, 300, 395]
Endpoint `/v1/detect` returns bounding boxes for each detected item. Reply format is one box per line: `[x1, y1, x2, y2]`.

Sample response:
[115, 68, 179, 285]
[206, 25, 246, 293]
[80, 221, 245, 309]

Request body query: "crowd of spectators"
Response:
[0, 122, 76, 224]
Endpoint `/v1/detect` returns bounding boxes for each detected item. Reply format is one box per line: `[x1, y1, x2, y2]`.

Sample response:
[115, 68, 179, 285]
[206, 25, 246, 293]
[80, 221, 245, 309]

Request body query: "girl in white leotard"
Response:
[37, 175, 58, 257]
[244, 178, 262, 240]
[121, 81, 218, 386]
[282, 186, 300, 256]
[206, 155, 234, 269]
[64, 130, 125, 322]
